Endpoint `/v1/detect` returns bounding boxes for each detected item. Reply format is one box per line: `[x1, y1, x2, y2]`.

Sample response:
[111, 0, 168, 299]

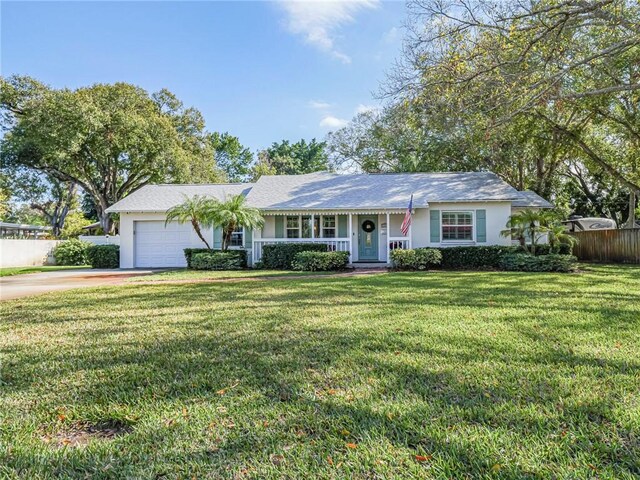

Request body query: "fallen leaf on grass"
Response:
[340, 429, 350, 436]
[491, 463, 502, 472]
[415, 454, 432, 462]
[346, 442, 357, 449]
[270, 454, 285, 466]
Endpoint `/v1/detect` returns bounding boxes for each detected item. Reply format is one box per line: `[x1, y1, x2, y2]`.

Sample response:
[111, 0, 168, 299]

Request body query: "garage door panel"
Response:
[134, 221, 202, 268]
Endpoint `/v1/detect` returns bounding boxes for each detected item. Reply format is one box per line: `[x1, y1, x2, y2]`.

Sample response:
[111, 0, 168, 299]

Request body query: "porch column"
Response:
[386, 212, 391, 264]
[408, 212, 413, 248]
[251, 228, 257, 266]
[311, 213, 315, 239]
[348, 213, 353, 263]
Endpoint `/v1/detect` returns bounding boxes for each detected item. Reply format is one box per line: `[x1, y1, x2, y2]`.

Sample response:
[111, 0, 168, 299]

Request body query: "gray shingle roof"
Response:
[105, 173, 553, 213]
[512, 190, 554, 208]
[105, 184, 253, 213]
[244, 172, 521, 210]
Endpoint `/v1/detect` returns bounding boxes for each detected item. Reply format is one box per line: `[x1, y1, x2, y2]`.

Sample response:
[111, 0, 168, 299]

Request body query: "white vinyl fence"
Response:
[78, 235, 120, 246]
[0, 239, 61, 267]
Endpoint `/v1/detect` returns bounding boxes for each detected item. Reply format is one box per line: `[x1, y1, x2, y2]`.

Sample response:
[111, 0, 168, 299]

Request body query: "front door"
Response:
[358, 216, 378, 261]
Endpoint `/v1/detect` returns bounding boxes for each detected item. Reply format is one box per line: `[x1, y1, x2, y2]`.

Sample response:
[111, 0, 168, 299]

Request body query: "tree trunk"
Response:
[98, 210, 113, 235]
[191, 219, 211, 249]
[530, 223, 536, 255]
[222, 223, 236, 251]
[623, 191, 637, 229]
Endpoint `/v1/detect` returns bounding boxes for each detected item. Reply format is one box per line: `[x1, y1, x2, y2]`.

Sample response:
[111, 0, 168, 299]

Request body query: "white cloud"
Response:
[320, 115, 349, 129]
[277, 0, 380, 64]
[308, 99, 332, 109]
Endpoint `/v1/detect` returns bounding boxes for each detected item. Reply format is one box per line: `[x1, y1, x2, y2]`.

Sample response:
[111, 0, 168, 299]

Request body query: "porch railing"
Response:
[253, 238, 351, 263]
[388, 237, 410, 251]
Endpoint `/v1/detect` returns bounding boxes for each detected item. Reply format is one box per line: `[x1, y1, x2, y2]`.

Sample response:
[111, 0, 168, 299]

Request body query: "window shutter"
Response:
[244, 227, 252, 247]
[213, 226, 223, 249]
[275, 217, 284, 238]
[430, 209, 440, 243]
[476, 209, 486, 243]
[337, 215, 348, 238]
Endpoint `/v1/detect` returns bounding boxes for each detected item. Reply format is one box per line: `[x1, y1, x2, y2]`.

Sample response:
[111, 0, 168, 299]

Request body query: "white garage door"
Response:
[134, 221, 196, 268]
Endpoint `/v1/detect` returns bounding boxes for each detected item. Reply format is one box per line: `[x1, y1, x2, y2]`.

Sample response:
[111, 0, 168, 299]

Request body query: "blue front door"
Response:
[358, 216, 378, 261]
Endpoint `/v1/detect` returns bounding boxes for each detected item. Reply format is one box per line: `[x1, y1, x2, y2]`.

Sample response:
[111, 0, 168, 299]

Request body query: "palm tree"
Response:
[165, 195, 216, 249]
[501, 208, 548, 254]
[209, 194, 264, 250]
[547, 223, 578, 253]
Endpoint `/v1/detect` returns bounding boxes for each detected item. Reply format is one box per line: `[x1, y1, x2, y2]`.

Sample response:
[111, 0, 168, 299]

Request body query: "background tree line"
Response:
[0, 76, 330, 235]
[3, 1, 637, 235]
[327, 0, 639, 227]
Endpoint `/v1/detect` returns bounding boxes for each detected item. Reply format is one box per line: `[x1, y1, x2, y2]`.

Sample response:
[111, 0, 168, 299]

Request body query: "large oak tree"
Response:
[1, 76, 223, 233]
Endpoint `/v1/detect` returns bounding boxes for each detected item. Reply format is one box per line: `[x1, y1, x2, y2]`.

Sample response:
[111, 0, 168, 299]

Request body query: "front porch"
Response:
[251, 212, 411, 265]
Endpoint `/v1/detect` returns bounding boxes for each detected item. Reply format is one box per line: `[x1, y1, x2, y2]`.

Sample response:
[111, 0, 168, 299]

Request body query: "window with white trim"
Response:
[322, 215, 336, 238]
[442, 211, 473, 241]
[301, 215, 312, 238]
[229, 226, 244, 247]
[286, 216, 299, 238]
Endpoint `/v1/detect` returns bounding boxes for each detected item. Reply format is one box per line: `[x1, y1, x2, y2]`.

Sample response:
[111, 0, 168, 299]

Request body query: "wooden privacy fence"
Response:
[571, 229, 640, 264]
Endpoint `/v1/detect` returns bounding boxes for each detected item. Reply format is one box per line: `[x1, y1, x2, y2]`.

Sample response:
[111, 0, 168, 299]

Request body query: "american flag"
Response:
[400, 194, 413, 236]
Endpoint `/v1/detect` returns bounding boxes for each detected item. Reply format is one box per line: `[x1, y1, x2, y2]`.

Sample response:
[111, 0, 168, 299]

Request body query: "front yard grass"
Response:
[128, 268, 337, 282]
[0, 265, 89, 277]
[1, 265, 639, 479]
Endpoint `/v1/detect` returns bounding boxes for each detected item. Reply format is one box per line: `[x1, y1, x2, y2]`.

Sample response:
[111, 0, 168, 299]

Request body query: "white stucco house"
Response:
[105, 171, 552, 268]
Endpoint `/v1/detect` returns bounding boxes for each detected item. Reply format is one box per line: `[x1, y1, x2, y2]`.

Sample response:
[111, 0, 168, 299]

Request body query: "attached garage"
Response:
[134, 221, 198, 268]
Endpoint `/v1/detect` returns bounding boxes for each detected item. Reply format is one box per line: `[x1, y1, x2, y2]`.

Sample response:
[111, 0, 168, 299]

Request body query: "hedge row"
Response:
[260, 243, 328, 269]
[390, 245, 577, 273]
[292, 251, 350, 271]
[184, 248, 247, 269]
[53, 239, 90, 266]
[438, 245, 520, 270]
[500, 253, 578, 272]
[523, 243, 573, 256]
[390, 248, 442, 270]
[184, 248, 214, 268]
[191, 251, 246, 270]
[53, 240, 120, 268]
[86, 245, 120, 268]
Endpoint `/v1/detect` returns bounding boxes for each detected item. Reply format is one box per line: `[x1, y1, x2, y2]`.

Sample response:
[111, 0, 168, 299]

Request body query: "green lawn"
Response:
[1, 265, 639, 479]
[128, 268, 337, 282]
[0, 265, 89, 277]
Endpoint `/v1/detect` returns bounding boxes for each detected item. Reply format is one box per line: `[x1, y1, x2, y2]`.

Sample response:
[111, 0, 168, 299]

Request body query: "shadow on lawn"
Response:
[3, 270, 640, 478]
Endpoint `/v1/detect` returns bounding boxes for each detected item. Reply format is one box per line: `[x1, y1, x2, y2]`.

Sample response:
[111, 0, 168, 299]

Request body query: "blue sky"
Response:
[1, 1, 406, 152]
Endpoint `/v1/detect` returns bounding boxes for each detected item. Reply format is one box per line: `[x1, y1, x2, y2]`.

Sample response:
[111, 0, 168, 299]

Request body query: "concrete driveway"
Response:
[0, 269, 158, 301]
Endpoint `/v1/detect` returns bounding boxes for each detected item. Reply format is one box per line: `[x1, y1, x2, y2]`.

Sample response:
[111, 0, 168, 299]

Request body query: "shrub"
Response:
[391, 248, 442, 270]
[517, 243, 573, 256]
[184, 248, 213, 268]
[261, 243, 328, 269]
[292, 251, 350, 271]
[86, 244, 120, 268]
[438, 245, 520, 270]
[191, 251, 246, 270]
[53, 239, 90, 265]
[500, 253, 578, 272]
